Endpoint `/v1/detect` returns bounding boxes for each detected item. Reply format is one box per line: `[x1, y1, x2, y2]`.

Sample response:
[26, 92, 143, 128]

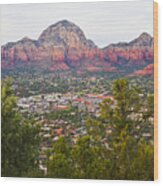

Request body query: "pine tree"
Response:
[1, 78, 41, 177]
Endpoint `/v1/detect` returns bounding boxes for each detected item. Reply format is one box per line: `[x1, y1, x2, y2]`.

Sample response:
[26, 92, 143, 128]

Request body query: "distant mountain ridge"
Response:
[1, 20, 154, 75]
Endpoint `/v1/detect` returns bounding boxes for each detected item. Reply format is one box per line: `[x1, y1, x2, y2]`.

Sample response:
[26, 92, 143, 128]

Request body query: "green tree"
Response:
[47, 137, 73, 178]
[98, 79, 154, 180]
[1, 78, 41, 177]
[46, 79, 154, 180]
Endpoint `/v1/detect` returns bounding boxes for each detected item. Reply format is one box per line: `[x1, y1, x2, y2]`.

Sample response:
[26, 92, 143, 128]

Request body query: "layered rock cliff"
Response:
[1, 20, 154, 74]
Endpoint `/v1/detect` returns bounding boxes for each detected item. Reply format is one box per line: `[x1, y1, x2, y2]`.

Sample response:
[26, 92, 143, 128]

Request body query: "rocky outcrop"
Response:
[132, 64, 154, 76]
[1, 20, 154, 74]
[103, 33, 153, 66]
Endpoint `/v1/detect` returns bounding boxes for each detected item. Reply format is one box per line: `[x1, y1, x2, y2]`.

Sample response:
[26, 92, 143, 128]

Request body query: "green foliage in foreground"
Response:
[46, 79, 154, 180]
[1, 78, 154, 180]
[1, 78, 42, 177]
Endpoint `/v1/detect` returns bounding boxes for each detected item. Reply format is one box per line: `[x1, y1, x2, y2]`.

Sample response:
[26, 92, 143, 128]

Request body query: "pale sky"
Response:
[0, 0, 153, 47]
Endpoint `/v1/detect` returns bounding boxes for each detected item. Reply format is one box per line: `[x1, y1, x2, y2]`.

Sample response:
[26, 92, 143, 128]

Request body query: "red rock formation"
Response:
[103, 33, 153, 65]
[132, 64, 154, 76]
[1, 20, 154, 73]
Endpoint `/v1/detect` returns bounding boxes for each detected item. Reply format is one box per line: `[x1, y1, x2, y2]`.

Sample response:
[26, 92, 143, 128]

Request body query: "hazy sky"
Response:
[0, 0, 153, 47]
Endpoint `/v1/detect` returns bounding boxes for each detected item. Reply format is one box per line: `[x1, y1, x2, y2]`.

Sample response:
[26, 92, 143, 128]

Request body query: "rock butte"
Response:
[1, 20, 154, 75]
